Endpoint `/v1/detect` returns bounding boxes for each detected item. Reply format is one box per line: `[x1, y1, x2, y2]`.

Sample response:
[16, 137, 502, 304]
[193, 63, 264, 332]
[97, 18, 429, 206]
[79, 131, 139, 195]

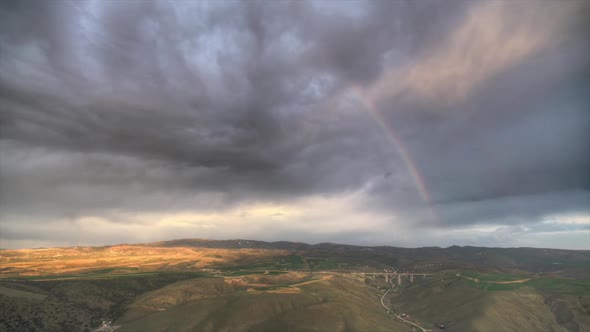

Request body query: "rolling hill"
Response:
[1, 239, 589, 331]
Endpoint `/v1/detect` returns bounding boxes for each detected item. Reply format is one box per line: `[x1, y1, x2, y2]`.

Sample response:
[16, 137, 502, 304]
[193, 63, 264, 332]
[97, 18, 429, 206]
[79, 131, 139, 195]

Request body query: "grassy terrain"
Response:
[117, 272, 407, 332]
[0, 245, 288, 278]
[385, 271, 590, 331]
[0, 285, 47, 301]
[223, 270, 289, 277]
[217, 255, 309, 272]
[2, 267, 589, 331]
[0, 272, 204, 332]
[1, 240, 589, 331]
[3, 240, 589, 279]
[460, 271, 590, 294]
[462, 271, 529, 282]
[529, 278, 590, 295]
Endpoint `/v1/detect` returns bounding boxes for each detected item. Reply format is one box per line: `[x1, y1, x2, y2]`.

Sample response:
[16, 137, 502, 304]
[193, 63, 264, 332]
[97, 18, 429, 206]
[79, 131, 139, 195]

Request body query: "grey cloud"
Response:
[0, 0, 588, 248]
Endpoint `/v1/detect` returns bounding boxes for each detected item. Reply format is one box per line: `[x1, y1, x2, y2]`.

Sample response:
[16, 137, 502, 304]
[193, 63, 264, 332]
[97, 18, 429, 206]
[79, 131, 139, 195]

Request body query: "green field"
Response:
[459, 271, 590, 294]
[387, 271, 590, 331]
[529, 278, 590, 295]
[462, 271, 529, 282]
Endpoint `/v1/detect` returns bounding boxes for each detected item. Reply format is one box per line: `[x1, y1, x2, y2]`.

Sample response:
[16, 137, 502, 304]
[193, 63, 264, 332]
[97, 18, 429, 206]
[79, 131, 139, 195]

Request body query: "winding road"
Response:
[379, 287, 430, 332]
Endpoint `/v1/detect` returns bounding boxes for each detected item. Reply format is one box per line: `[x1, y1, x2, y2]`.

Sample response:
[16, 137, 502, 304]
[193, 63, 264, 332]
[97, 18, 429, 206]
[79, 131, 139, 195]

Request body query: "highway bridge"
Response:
[362, 272, 432, 285]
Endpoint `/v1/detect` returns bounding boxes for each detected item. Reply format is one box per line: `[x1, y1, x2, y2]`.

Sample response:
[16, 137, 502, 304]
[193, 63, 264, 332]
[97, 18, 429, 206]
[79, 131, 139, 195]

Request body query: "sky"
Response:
[0, 0, 589, 250]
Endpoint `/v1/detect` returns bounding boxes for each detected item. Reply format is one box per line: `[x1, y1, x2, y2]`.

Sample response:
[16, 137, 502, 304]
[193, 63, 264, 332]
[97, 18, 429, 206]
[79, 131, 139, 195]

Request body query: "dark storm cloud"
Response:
[0, 0, 589, 247]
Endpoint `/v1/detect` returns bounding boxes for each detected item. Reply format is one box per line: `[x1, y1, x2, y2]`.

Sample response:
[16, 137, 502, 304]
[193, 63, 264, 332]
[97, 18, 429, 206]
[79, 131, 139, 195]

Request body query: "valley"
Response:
[1, 239, 589, 331]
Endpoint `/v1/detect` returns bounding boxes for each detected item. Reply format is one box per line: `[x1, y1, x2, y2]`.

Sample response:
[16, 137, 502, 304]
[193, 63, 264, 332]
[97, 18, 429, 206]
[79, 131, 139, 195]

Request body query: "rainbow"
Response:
[351, 86, 437, 222]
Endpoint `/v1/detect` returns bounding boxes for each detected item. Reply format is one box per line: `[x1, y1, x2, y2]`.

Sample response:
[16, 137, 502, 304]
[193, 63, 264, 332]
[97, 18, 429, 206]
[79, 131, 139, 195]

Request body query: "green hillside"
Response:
[1, 241, 588, 331]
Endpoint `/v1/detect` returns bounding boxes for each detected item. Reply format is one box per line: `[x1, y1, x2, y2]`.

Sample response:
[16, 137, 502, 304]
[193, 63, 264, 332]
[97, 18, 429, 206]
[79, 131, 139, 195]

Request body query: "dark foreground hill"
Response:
[0, 239, 588, 331]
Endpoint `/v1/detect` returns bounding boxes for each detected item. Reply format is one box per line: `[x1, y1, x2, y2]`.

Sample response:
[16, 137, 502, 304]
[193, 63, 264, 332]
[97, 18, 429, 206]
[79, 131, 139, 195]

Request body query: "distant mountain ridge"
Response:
[150, 237, 589, 252]
[150, 238, 313, 250]
[146, 238, 589, 278]
[2, 238, 588, 279]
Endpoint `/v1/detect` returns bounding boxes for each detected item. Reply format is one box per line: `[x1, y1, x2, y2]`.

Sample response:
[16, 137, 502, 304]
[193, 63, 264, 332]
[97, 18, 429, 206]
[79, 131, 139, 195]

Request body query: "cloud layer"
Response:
[1, 0, 589, 249]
